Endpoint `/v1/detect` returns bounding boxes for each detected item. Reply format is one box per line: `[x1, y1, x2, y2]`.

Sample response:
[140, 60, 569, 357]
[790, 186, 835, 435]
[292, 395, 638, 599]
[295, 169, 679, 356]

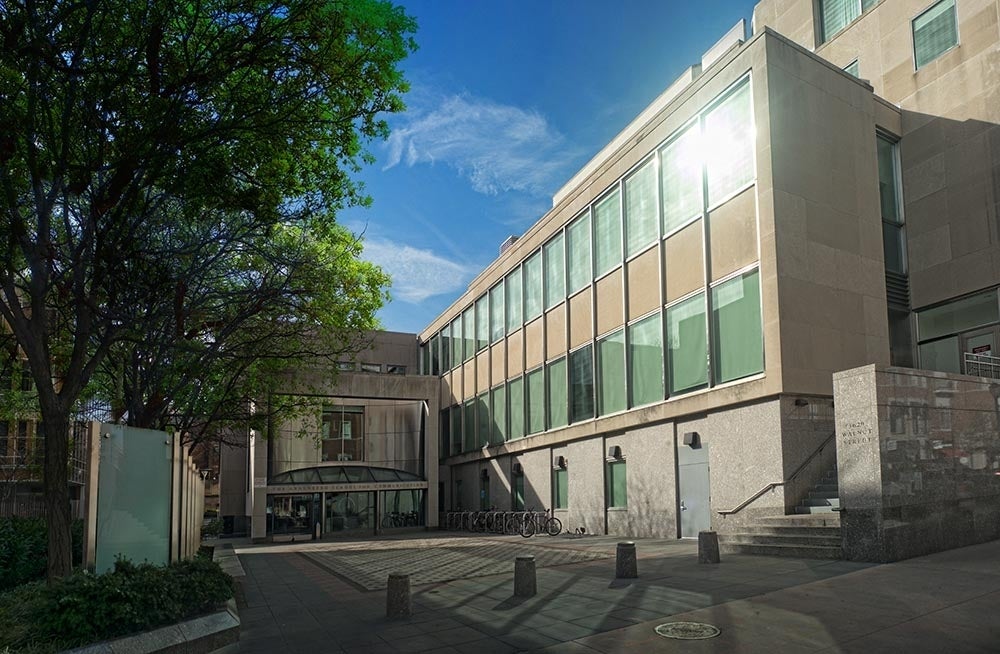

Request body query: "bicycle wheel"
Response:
[545, 516, 562, 536]
[520, 516, 535, 538]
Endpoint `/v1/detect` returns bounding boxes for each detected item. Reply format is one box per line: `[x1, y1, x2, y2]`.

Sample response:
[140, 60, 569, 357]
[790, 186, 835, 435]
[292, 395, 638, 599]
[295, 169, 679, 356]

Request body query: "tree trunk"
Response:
[42, 412, 73, 581]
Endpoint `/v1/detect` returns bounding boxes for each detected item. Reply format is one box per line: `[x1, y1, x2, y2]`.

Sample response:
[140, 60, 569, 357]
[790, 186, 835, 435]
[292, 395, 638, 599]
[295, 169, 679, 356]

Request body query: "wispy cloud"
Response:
[362, 237, 474, 303]
[384, 92, 579, 196]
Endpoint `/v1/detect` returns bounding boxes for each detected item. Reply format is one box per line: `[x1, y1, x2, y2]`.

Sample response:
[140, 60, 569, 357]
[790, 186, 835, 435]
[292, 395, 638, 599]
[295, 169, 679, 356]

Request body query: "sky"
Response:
[341, 0, 760, 335]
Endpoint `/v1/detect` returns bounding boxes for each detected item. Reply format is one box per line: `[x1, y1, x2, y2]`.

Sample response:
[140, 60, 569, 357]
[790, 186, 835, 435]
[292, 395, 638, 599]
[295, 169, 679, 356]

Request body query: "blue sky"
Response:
[342, 0, 759, 334]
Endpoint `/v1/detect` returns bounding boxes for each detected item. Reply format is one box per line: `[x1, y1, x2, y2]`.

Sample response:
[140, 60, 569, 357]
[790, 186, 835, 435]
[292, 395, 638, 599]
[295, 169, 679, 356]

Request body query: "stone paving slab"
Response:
[299, 537, 611, 590]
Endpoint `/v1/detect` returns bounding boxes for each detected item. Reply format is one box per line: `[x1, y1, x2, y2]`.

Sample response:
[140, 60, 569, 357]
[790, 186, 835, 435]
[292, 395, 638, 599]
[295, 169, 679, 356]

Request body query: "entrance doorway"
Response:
[961, 326, 999, 376]
[677, 437, 710, 539]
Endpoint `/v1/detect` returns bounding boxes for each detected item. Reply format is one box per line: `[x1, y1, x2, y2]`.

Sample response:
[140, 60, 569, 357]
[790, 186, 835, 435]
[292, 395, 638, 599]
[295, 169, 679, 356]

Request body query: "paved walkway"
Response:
[213, 533, 1000, 653]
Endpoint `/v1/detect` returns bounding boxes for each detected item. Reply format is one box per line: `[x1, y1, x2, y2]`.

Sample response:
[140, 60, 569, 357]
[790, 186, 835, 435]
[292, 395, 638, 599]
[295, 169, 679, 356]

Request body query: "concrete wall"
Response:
[754, 0, 1000, 312]
[834, 364, 1000, 562]
[763, 32, 892, 395]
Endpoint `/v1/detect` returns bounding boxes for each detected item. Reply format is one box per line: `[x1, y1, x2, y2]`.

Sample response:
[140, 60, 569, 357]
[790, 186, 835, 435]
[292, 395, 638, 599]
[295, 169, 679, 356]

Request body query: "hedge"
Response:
[0, 518, 84, 591]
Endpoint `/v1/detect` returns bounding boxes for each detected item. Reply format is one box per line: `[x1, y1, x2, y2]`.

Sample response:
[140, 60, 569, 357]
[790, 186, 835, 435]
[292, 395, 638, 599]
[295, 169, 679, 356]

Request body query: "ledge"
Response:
[63, 598, 239, 654]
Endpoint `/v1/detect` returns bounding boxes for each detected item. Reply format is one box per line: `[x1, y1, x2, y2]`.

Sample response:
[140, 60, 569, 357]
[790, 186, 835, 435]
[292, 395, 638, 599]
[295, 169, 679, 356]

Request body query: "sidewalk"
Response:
[214, 533, 1000, 653]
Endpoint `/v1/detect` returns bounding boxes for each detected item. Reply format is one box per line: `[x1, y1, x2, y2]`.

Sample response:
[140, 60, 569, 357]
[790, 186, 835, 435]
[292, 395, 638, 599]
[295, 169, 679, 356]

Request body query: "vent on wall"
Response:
[885, 271, 910, 310]
[607, 445, 623, 460]
[553, 456, 567, 470]
[512, 463, 524, 475]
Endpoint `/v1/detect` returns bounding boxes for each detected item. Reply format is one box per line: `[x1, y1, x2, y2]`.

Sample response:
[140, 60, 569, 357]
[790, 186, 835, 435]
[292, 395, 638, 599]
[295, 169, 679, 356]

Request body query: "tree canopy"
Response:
[0, 0, 416, 579]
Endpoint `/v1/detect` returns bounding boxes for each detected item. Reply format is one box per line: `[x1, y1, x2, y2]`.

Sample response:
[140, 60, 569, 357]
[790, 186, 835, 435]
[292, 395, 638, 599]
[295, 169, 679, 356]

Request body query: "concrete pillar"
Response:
[615, 541, 637, 578]
[698, 531, 721, 564]
[386, 573, 412, 619]
[514, 555, 537, 597]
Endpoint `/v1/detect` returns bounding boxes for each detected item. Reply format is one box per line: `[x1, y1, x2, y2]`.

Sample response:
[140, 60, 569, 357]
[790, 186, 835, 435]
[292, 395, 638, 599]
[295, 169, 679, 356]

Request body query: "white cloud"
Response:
[362, 238, 474, 303]
[384, 93, 577, 196]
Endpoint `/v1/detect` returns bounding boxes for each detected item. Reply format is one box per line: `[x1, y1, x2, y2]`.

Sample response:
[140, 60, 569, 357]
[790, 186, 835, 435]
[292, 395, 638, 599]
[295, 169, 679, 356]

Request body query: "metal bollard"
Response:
[514, 555, 537, 597]
[698, 530, 721, 564]
[615, 541, 638, 578]
[386, 573, 412, 618]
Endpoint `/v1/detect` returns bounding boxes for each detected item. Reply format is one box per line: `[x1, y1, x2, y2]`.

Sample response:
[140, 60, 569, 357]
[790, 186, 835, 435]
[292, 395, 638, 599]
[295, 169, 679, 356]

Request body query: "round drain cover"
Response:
[654, 622, 721, 640]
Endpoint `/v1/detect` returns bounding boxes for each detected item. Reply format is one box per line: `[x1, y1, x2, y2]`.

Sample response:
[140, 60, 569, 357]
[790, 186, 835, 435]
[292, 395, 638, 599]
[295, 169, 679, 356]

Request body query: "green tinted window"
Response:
[625, 160, 657, 257]
[711, 270, 763, 384]
[629, 313, 664, 407]
[526, 368, 545, 435]
[553, 468, 568, 509]
[913, 0, 957, 69]
[544, 234, 565, 310]
[606, 460, 627, 508]
[450, 404, 462, 455]
[524, 251, 543, 322]
[450, 318, 462, 370]
[567, 213, 591, 293]
[463, 400, 475, 452]
[490, 282, 505, 343]
[705, 80, 753, 206]
[491, 386, 506, 445]
[667, 293, 707, 394]
[547, 357, 568, 429]
[462, 308, 474, 362]
[476, 394, 490, 448]
[506, 267, 523, 332]
[475, 296, 489, 352]
[570, 345, 595, 423]
[593, 190, 622, 277]
[597, 330, 626, 416]
[661, 124, 703, 234]
[508, 377, 525, 440]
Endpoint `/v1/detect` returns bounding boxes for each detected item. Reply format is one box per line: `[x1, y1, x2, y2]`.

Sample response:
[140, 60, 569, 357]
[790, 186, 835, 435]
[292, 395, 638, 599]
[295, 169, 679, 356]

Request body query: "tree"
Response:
[0, 0, 416, 580]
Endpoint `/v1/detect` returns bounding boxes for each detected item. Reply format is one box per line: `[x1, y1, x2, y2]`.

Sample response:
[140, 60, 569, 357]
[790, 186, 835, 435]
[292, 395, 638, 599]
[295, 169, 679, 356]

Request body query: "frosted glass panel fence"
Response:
[84, 423, 205, 573]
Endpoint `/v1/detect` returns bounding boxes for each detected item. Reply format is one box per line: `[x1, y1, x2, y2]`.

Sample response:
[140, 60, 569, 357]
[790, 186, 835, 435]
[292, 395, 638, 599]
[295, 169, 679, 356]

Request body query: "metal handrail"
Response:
[717, 431, 836, 516]
[964, 351, 1000, 380]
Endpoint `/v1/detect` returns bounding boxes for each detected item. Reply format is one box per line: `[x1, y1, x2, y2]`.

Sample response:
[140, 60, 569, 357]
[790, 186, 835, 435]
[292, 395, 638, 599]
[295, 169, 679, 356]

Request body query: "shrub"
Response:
[0, 518, 84, 591]
[0, 556, 233, 653]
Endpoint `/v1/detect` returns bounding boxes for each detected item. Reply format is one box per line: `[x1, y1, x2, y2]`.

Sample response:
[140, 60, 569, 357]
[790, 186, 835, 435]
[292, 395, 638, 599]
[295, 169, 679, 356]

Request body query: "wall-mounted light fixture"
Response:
[607, 445, 623, 460]
[553, 455, 567, 470]
[682, 431, 700, 447]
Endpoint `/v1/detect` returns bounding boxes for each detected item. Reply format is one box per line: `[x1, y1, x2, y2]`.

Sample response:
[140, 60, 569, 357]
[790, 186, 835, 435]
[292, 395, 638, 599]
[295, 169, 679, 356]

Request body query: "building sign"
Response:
[972, 344, 992, 356]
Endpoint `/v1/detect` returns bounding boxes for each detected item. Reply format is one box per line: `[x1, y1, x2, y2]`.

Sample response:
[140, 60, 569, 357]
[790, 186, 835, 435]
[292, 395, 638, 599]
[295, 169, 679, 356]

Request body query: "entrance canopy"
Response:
[270, 465, 423, 485]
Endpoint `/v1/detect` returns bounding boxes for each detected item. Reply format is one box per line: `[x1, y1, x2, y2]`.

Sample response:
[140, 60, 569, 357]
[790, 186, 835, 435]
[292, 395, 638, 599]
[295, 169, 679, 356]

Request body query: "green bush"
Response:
[0, 556, 232, 653]
[0, 518, 84, 591]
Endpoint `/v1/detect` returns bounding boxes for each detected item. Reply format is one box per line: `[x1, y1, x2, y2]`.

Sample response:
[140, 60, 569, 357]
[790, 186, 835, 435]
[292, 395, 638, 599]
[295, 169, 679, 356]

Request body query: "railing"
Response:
[443, 509, 561, 536]
[964, 352, 1000, 380]
[718, 432, 836, 516]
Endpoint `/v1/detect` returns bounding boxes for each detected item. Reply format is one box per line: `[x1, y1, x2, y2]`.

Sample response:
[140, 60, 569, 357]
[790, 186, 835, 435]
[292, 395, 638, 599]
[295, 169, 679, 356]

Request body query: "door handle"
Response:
[680, 500, 687, 511]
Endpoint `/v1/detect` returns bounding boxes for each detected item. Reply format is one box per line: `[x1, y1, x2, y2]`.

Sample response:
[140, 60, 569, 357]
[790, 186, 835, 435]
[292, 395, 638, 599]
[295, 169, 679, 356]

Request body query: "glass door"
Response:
[960, 327, 998, 377]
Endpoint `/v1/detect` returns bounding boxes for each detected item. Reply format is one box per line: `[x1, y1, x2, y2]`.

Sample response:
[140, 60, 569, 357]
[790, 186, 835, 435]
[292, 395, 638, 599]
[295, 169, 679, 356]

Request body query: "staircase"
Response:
[720, 469, 842, 559]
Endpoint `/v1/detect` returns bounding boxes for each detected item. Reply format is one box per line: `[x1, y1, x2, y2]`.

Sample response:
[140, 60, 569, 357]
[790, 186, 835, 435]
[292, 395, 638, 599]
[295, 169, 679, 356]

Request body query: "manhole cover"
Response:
[654, 622, 721, 640]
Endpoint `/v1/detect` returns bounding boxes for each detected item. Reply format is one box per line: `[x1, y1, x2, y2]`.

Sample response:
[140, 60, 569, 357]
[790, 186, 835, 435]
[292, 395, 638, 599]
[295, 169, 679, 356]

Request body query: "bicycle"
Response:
[519, 508, 562, 537]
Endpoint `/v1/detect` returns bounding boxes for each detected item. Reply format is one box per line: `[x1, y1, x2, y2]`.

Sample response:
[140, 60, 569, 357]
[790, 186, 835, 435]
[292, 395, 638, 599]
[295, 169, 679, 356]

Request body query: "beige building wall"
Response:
[754, 0, 1000, 311]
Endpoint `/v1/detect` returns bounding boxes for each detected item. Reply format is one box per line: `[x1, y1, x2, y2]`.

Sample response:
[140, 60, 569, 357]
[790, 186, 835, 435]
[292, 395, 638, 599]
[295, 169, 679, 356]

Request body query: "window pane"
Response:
[877, 137, 900, 224]
[567, 213, 591, 293]
[544, 234, 565, 310]
[882, 223, 905, 274]
[914, 0, 957, 69]
[431, 334, 440, 375]
[462, 308, 474, 362]
[569, 345, 595, 423]
[705, 80, 753, 206]
[450, 404, 462, 455]
[439, 408, 450, 457]
[527, 368, 545, 434]
[661, 124, 703, 234]
[711, 269, 763, 383]
[441, 329, 450, 371]
[918, 336, 960, 373]
[475, 296, 489, 352]
[667, 293, 708, 393]
[490, 282, 505, 343]
[844, 60, 860, 77]
[463, 400, 475, 452]
[508, 377, 525, 440]
[597, 330, 626, 416]
[547, 357, 568, 429]
[513, 474, 525, 511]
[524, 251, 543, 322]
[888, 309, 914, 368]
[506, 268, 522, 332]
[593, 190, 622, 277]
[450, 318, 462, 370]
[491, 386, 506, 445]
[553, 468, 568, 509]
[607, 460, 627, 508]
[476, 393, 490, 449]
[917, 291, 1000, 341]
[625, 160, 657, 257]
[821, 0, 859, 42]
[629, 313, 664, 407]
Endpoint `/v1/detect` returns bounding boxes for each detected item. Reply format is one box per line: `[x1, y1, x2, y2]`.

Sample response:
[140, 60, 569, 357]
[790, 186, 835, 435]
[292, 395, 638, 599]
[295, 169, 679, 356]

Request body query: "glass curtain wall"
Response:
[625, 160, 658, 257]
[597, 330, 626, 415]
[544, 234, 565, 310]
[628, 313, 664, 407]
[567, 213, 591, 294]
[546, 357, 568, 429]
[569, 345, 595, 423]
[593, 190, 622, 277]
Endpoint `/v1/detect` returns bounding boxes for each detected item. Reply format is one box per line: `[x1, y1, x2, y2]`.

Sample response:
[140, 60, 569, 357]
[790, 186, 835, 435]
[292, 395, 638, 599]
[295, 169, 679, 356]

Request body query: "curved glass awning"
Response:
[270, 465, 423, 485]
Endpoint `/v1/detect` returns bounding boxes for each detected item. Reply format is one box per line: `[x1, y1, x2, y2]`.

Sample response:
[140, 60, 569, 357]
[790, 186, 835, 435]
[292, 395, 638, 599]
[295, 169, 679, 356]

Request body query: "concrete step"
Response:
[808, 489, 840, 499]
[800, 497, 840, 508]
[814, 483, 839, 493]
[721, 533, 842, 547]
[721, 542, 842, 559]
[740, 525, 841, 537]
[757, 514, 841, 528]
[795, 505, 839, 514]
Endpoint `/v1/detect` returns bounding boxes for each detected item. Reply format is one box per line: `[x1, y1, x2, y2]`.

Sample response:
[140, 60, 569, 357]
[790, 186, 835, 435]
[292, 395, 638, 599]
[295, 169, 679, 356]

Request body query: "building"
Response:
[232, 0, 1000, 559]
